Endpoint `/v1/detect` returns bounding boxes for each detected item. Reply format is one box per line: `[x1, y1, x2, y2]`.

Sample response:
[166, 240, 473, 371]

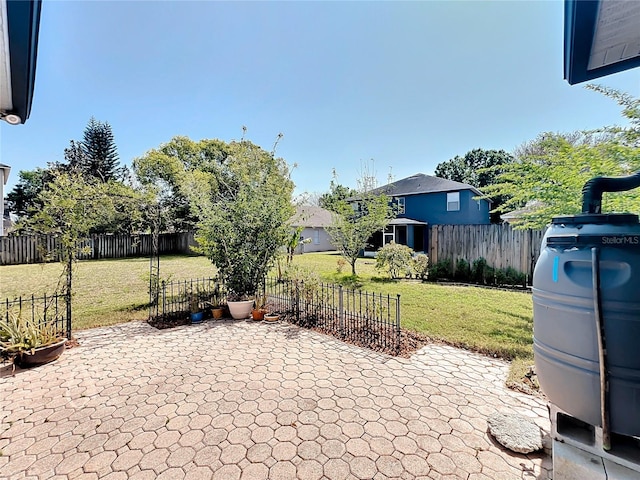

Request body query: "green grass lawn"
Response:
[0, 252, 535, 380]
[0, 255, 216, 330]
[292, 252, 533, 360]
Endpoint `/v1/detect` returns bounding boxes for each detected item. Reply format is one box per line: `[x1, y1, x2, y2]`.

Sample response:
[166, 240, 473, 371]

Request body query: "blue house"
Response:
[366, 173, 490, 254]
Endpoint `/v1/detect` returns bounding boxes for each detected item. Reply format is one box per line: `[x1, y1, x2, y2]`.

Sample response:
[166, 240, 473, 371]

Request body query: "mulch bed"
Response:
[279, 312, 433, 358]
[148, 312, 192, 330]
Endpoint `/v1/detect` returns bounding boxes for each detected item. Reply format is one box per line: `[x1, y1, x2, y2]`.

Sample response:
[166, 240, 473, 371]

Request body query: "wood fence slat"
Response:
[429, 224, 545, 279]
[0, 232, 194, 265]
[2, 227, 542, 270]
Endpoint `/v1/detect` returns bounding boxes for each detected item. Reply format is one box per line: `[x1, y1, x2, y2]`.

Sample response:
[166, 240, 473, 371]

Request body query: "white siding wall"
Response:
[299, 227, 335, 253]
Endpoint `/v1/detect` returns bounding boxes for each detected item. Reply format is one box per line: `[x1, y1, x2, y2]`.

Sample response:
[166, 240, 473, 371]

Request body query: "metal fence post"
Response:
[161, 281, 167, 320]
[395, 294, 401, 355]
[295, 281, 300, 324]
[339, 285, 344, 338]
[66, 290, 72, 340]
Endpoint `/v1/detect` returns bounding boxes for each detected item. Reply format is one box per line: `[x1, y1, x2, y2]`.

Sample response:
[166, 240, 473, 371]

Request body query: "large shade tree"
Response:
[483, 136, 640, 229]
[483, 87, 640, 229]
[5, 168, 53, 220]
[133, 136, 231, 232]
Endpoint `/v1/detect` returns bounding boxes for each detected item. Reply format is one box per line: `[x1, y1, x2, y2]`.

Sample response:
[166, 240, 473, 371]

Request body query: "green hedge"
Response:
[428, 256, 528, 287]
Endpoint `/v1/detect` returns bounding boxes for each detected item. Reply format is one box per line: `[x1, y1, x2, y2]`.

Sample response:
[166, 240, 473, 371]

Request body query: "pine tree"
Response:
[78, 117, 121, 182]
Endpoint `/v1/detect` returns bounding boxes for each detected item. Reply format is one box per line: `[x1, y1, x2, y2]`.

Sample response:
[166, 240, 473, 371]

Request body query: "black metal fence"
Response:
[152, 276, 402, 355]
[1, 293, 71, 339]
[151, 278, 227, 321]
[265, 277, 401, 355]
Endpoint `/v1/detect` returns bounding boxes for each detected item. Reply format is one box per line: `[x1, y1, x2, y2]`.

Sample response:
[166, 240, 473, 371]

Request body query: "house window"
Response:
[396, 197, 405, 214]
[313, 229, 320, 245]
[447, 192, 460, 211]
[383, 225, 395, 245]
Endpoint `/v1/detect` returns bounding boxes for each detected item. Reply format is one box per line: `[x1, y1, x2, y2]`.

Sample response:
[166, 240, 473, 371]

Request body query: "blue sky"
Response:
[2, 0, 640, 196]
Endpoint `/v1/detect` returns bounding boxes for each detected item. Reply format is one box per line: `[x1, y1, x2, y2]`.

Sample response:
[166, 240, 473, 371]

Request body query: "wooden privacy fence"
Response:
[428, 224, 545, 279]
[0, 232, 196, 265]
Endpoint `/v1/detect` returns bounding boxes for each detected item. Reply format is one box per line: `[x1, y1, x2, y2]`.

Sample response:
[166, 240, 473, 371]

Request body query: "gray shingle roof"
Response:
[290, 205, 333, 228]
[372, 173, 483, 197]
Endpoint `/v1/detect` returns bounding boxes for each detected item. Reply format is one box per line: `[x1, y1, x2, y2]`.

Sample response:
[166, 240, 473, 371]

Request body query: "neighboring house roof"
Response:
[1, 0, 42, 124]
[369, 173, 485, 198]
[0, 163, 10, 184]
[500, 209, 527, 224]
[388, 217, 427, 226]
[290, 205, 333, 228]
[500, 201, 543, 223]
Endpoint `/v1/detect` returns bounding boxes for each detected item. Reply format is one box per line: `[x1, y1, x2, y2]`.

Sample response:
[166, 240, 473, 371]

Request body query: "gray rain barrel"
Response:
[534, 206, 640, 436]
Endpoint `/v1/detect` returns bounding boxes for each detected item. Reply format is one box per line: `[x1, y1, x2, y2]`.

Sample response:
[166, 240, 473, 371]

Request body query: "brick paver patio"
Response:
[0, 320, 552, 479]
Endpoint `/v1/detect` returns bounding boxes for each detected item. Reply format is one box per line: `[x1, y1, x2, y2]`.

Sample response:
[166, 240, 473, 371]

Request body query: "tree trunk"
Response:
[351, 259, 357, 276]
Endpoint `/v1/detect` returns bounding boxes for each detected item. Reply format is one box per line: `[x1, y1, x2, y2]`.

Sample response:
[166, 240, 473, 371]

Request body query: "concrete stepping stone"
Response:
[488, 412, 543, 454]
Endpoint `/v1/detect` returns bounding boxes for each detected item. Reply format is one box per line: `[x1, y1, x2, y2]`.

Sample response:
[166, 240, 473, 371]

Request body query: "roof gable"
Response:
[290, 205, 333, 228]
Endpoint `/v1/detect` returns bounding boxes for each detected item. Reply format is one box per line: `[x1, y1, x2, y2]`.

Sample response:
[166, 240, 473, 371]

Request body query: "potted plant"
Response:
[0, 312, 67, 368]
[252, 294, 267, 321]
[189, 290, 204, 324]
[209, 283, 226, 319]
[187, 140, 295, 320]
[211, 306, 225, 319]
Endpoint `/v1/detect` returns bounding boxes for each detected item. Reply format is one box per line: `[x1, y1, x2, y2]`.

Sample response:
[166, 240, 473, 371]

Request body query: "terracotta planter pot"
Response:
[227, 300, 253, 319]
[16, 338, 67, 368]
[264, 314, 280, 322]
[252, 309, 266, 321]
[211, 307, 224, 319]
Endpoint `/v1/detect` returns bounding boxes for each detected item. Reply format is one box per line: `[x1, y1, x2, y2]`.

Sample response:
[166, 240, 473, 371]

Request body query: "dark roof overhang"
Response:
[565, 0, 640, 85]
[1, 0, 42, 124]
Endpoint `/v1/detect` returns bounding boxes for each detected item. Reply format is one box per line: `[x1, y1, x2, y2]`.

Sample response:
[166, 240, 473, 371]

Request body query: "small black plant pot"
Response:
[16, 338, 67, 368]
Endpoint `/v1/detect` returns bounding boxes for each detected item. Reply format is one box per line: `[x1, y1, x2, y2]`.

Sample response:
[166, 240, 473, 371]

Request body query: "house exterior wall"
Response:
[299, 227, 335, 253]
[399, 189, 490, 225]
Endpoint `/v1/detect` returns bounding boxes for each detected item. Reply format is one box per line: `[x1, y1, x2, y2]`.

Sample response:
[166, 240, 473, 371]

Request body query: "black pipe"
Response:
[582, 171, 640, 214]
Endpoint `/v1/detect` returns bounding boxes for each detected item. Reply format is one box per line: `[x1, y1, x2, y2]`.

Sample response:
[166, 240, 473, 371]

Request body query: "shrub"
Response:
[428, 259, 453, 280]
[494, 268, 507, 286]
[472, 257, 489, 284]
[454, 259, 471, 282]
[189, 141, 295, 300]
[485, 265, 496, 284]
[375, 242, 414, 279]
[284, 264, 324, 326]
[504, 267, 526, 286]
[412, 254, 429, 280]
[284, 264, 321, 301]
